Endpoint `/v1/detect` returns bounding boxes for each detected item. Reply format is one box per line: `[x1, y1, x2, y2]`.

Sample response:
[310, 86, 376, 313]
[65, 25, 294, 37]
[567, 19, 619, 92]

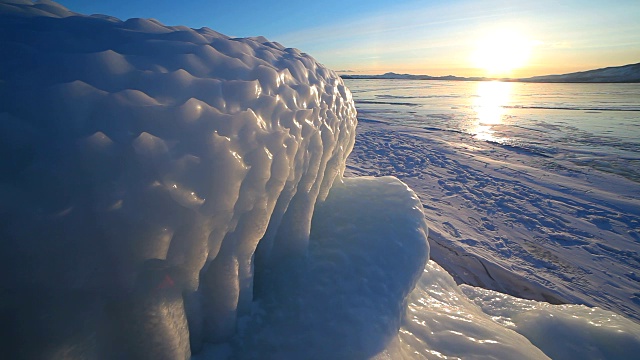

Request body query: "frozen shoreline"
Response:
[3, 1, 640, 357]
[346, 116, 640, 321]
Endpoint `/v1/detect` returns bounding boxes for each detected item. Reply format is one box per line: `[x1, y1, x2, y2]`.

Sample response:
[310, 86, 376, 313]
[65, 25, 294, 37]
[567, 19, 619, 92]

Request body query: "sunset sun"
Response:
[472, 31, 536, 76]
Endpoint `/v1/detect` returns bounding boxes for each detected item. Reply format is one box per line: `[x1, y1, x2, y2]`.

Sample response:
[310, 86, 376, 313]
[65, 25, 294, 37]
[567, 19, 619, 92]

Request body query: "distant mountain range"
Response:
[340, 62, 640, 83]
[519, 62, 640, 83]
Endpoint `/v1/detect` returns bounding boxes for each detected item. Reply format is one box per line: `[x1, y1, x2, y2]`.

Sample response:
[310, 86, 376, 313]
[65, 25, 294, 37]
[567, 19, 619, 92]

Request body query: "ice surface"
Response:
[2, 1, 640, 359]
[388, 261, 550, 360]
[345, 88, 640, 320]
[224, 177, 429, 359]
[462, 285, 640, 360]
[385, 261, 640, 360]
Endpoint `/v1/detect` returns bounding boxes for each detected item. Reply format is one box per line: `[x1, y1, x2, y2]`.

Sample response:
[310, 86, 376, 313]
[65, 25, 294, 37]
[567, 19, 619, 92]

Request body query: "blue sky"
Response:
[56, 0, 640, 77]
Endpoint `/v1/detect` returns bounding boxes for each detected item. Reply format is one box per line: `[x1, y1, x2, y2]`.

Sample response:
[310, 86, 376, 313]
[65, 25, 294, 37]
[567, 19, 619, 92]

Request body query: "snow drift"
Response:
[2, 1, 640, 359]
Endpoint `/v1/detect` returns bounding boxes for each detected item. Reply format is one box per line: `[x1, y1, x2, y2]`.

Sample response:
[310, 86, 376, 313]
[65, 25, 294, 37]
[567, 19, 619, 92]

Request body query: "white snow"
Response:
[2, 1, 640, 359]
[346, 113, 640, 320]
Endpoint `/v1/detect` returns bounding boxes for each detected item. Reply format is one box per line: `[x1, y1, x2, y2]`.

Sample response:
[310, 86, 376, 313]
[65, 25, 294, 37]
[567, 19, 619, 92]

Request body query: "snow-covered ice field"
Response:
[1, 1, 640, 359]
[345, 79, 640, 321]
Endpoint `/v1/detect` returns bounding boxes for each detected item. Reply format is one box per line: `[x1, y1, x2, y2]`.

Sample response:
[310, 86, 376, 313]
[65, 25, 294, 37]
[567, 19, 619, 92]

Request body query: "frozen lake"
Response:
[344, 79, 640, 322]
[345, 79, 640, 182]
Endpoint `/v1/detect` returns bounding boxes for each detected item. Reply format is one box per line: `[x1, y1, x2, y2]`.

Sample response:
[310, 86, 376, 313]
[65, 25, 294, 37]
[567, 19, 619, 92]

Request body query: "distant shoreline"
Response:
[340, 62, 640, 83]
[341, 75, 640, 84]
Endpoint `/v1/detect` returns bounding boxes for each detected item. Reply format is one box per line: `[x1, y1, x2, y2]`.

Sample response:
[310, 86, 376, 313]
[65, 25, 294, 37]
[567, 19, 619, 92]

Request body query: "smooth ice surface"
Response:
[3, 1, 640, 359]
[382, 260, 640, 360]
[387, 261, 550, 360]
[462, 285, 640, 360]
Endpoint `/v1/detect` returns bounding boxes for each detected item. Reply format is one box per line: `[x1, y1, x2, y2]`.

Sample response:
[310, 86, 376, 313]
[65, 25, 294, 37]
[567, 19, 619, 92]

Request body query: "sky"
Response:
[55, 0, 640, 77]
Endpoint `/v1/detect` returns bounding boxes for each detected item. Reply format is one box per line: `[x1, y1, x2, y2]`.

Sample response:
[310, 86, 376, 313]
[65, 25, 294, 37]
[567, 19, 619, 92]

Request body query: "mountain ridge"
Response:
[340, 62, 640, 83]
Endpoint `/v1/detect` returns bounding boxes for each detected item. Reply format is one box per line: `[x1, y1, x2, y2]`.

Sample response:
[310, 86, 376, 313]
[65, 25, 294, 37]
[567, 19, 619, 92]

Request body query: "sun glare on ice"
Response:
[472, 31, 536, 76]
[472, 81, 512, 143]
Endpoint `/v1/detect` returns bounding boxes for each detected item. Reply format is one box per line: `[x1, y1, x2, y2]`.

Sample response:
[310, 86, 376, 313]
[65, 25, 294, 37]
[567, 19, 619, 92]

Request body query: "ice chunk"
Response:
[379, 262, 640, 360]
[236, 177, 430, 358]
[384, 261, 551, 360]
[0, 1, 355, 357]
[462, 285, 640, 360]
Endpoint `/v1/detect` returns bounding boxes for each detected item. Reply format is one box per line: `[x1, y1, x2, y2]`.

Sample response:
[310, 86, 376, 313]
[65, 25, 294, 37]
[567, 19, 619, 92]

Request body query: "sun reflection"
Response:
[472, 81, 512, 142]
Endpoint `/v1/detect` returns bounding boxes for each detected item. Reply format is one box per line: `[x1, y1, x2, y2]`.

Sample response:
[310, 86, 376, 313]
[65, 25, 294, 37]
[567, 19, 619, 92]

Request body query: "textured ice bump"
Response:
[0, 1, 357, 357]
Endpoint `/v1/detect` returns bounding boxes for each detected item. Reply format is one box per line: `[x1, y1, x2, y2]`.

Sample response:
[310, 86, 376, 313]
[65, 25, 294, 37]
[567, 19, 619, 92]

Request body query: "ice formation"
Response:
[2, 1, 640, 359]
[1, 0, 358, 357]
[462, 285, 640, 359]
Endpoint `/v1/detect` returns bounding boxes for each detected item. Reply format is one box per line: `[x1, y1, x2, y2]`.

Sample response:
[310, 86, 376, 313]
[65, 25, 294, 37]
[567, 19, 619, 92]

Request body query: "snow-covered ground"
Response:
[346, 116, 640, 321]
[2, 1, 640, 359]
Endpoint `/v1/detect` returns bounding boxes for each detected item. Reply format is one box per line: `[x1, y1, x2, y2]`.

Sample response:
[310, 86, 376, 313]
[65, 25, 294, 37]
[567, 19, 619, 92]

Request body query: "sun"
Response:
[471, 31, 536, 77]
